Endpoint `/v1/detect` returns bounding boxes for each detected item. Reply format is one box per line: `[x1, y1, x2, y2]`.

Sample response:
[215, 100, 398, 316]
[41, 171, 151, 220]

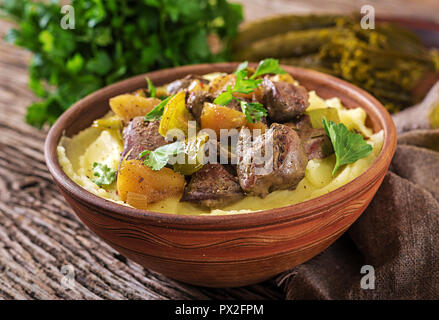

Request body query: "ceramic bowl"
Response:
[45, 63, 396, 287]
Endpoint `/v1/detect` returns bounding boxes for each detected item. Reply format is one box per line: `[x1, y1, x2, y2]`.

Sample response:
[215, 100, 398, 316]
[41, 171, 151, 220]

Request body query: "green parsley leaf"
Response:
[234, 69, 262, 94]
[139, 141, 184, 171]
[322, 117, 373, 175]
[213, 85, 234, 105]
[144, 95, 173, 121]
[234, 61, 248, 74]
[250, 58, 287, 79]
[92, 162, 117, 186]
[213, 69, 262, 106]
[240, 100, 267, 123]
[146, 77, 156, 98]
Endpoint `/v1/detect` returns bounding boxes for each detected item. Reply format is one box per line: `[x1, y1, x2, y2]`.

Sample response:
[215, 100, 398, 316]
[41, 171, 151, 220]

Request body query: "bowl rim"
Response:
[45, 62, 397, 230]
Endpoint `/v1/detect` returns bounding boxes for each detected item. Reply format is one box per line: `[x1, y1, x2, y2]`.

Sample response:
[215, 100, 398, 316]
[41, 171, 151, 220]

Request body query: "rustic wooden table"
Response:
[0, 0, 438, 300]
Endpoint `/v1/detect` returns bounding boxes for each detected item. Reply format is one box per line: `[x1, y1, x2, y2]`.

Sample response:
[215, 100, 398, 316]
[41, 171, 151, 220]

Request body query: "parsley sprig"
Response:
[139, 141, 184, 171]
[214, 58, 285, 123]
[250, 58, 287, 79]
[146, 77, 156, 98]
[240, 100, 267, 123]
[322, 117, 373, 175]
[234, 61, 248, 74]
[92, 162, 116, 186]
[144, 95, 173, 121]
[234, 68, 263, 93]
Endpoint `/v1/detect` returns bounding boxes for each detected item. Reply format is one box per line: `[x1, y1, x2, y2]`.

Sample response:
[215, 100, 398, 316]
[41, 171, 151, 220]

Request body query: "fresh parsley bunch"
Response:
[0, 0, 243, 127]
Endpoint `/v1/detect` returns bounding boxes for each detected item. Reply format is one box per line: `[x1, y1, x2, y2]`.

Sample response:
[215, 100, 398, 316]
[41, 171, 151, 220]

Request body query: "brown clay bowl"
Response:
[45, 63, 397, 287]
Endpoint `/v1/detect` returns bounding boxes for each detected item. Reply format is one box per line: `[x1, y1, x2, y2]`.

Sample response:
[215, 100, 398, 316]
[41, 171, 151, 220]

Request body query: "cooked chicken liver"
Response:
[166, 74, 209, 95]
[121, 117, 168, 161]
[261, 78, 309, 122]
[180, 164, 244, 208]
[286, 115, 334, 160]
[237, 123, 308, 197]
[186, 91, 214, 123]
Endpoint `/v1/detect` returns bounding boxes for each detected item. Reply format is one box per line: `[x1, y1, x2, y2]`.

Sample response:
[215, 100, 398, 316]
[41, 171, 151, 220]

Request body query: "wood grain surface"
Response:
[0, 0, 437, 300]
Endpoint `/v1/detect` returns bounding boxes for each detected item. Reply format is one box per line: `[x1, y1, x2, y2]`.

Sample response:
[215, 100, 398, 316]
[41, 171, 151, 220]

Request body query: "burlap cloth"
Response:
[277, 128, 439, 299]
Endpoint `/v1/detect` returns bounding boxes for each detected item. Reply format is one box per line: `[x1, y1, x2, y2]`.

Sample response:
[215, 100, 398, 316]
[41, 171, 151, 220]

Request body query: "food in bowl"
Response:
[57, 59, 383, 215]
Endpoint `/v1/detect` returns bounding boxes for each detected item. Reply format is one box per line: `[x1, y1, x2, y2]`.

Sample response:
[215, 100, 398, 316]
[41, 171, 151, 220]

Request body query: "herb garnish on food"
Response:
[234, 61, 248, 74]
[146, 77, 156, 98]
[240, 100, 267, 123]
[139, 142, 184, 171]
[92, 162, 116, 186]
[322, 117, 373, 175]
[214, 58, 285, 122]
[144, 96, 173, 122]
[250, 58, 287, 79]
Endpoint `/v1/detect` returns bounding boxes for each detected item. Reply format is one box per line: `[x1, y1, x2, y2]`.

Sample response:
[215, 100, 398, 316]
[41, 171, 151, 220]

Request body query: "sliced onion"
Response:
[126, 192, 149, 210]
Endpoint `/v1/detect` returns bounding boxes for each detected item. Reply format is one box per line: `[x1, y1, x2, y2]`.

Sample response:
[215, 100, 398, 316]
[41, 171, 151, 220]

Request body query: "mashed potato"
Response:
[57, 91, 384, 215]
